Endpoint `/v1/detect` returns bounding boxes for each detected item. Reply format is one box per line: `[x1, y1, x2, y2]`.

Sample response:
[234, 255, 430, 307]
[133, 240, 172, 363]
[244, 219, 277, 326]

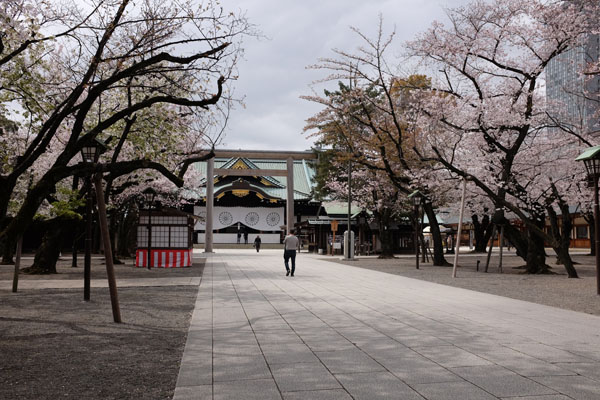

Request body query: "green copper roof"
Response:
[193, 157, 316, 201]
[323, 201, 362, 217]
[575, 145, 600, 161]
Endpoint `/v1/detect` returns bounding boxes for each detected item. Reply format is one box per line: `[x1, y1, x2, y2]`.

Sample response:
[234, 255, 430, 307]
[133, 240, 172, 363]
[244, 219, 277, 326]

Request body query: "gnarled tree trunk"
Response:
[376, 209, 395, 258]
[423, 202, 449, 266]
[472, 214, 493, 253]
[0, 217, 14, 264]
[547, 204, 578, 278]
[524, 219, 551, 274]
[21, 217, 74, 274]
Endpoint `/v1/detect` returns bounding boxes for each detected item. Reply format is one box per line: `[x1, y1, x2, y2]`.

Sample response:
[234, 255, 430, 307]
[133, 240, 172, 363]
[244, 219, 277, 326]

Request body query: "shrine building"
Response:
[191, 150, 321, 246]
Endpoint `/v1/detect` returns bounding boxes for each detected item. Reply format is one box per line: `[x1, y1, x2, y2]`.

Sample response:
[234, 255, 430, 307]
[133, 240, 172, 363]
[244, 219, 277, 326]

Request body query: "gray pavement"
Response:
[174, 249, 600, 400]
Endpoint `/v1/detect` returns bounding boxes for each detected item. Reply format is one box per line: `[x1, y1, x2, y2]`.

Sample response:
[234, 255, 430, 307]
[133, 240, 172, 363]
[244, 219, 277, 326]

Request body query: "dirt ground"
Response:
[0, 255, 204, 281]
[0, 256, 204, 400]
[329, 249, 600, 316]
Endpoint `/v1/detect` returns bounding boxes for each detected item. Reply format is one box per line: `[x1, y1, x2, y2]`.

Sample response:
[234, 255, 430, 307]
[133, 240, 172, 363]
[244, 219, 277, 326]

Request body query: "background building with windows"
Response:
[546, 31, 600, 136]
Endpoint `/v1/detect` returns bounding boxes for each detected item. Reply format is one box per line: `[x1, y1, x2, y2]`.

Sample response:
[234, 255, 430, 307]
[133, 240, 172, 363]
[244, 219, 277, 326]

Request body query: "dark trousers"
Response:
[284, 250, 296, 274]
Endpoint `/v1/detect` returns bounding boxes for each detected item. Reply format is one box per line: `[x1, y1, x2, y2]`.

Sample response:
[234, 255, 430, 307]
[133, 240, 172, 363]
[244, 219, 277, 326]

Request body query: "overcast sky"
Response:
[217, 0, 471, 152]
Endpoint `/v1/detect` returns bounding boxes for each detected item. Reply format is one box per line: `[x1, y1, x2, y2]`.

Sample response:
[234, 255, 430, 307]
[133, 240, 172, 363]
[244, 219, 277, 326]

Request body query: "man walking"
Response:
[283, 229, 300, 276]
[253, 235, 262, 253]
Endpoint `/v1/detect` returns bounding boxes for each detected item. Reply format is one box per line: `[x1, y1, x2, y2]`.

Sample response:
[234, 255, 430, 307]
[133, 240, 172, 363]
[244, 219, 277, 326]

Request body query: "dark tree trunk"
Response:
[0, 217, 14, 264]
[0, 176, 15, 227]
[376, 209, 395, 258]
[423, 202, 449, 266]
[472, 214, 493, 252]
[21, 217, 72, 274]
[547, 203, 578, 278]
[525, 220, 551, 274]
[502, 222, 528, 260]
[2, 239, 14, 264]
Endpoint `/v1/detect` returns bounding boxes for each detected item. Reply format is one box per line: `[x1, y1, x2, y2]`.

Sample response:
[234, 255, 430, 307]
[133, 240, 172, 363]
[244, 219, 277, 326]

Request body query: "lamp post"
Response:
[575, 145, 600, 295]
[142, 187, 157, 270]
[409, 191, 424, 270]
[344, 160, 354, 260]
[80, 141, 102, 301]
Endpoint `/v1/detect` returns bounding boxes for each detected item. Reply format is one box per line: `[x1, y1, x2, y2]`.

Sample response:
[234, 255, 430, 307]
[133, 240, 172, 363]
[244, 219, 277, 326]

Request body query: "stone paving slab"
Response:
[173, 249, 600, 400]
[271, 362, 341, 392]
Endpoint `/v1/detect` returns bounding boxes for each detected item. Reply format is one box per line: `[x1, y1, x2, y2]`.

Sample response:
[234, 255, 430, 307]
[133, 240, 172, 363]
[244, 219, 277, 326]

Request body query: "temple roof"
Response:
[192, 157, 317, 201]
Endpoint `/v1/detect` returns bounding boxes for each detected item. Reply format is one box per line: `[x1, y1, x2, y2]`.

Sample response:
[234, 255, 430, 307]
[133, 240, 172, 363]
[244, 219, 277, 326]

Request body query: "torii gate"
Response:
[204, 149, 317, 252]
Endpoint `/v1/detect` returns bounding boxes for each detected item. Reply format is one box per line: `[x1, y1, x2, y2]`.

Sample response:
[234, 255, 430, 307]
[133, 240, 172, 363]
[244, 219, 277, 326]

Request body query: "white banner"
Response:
[194, 206, 284, 231]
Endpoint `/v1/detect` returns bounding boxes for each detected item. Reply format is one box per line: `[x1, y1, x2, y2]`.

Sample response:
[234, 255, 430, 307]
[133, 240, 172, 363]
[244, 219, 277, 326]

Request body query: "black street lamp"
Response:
[79, 139, 105, 301]
[576, 145, 600, 295]
[409, 190, 424, 270]
[142, 187, 157, 270]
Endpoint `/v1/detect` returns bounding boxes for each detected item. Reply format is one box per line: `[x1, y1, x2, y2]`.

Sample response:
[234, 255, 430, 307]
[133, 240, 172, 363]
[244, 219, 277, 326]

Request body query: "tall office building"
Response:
[546, 26, 600, 136]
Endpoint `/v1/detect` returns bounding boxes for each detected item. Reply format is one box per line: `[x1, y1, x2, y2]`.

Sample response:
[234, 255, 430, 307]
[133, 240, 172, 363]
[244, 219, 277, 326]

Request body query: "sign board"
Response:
[331, 220, 339, 232]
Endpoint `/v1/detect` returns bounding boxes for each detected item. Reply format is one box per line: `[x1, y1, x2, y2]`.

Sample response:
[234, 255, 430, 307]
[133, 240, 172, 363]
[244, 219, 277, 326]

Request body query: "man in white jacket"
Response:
[283, 230, 300, 276]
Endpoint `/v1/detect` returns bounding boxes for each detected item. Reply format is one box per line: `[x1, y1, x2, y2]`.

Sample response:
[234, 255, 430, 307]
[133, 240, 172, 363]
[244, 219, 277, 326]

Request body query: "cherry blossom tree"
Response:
[0, 0, 250, 266]
[303, 23, 450, 266]
[407, 0, 598, 276]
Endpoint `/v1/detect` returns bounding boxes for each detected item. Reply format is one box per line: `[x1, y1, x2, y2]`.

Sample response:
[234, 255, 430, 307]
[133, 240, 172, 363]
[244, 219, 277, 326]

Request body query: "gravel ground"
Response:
[0, 255, 203, 281]
[328, 249, 600, 316]
[0, 257, 204, 400]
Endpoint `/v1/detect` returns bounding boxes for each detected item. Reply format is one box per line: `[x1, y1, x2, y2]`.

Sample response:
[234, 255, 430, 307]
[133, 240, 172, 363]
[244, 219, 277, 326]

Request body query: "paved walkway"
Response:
[174, 249, 600, 400]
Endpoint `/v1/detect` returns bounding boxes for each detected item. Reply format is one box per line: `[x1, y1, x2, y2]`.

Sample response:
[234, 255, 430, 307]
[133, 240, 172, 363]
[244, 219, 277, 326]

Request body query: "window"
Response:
[137, 215, 190, 248]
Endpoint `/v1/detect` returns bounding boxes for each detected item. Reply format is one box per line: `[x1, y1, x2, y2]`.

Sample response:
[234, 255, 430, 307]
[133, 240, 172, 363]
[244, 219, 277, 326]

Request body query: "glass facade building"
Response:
[546, 33, 600, 135]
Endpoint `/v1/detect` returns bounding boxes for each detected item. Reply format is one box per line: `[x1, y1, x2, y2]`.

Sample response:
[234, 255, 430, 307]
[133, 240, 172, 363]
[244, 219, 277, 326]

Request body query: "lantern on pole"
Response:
[408, 191, 424, 270]
[142, 187, 157, 269]
[79, 138, 107, 301]
[575, 145, 600, 295]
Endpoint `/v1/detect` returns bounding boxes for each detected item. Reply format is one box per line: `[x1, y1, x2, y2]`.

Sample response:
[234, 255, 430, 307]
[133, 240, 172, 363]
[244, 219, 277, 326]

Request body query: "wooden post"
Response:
[452, 178, 467, 278]
[12, 237, 23, 293]
[94, 173, 122, 323]
[415, 204, 419, 270]
[485, 224, 497, 273]
[498, 225, 504, 273]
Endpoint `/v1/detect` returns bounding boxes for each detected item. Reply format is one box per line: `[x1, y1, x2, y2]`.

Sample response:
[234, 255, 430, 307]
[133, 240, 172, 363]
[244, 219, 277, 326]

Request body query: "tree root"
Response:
[20, 266, 57, 275]
[512, 265, 557, 274]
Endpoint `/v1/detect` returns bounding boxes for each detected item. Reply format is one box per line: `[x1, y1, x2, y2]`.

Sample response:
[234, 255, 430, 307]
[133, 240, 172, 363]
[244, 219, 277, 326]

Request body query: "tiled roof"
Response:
[192, 157, 317, 201]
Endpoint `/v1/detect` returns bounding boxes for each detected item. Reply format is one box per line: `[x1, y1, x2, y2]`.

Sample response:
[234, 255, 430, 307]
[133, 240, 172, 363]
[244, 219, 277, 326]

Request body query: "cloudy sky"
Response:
[217, 0, 471, 152]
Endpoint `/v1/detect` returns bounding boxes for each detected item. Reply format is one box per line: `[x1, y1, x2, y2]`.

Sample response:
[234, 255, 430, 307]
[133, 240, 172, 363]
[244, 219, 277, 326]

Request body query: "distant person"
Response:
[253, 235, 262, 252]
[243, 231, 248, 244]
[237, 231, 241, 244]
[283, 229, 300, 276]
